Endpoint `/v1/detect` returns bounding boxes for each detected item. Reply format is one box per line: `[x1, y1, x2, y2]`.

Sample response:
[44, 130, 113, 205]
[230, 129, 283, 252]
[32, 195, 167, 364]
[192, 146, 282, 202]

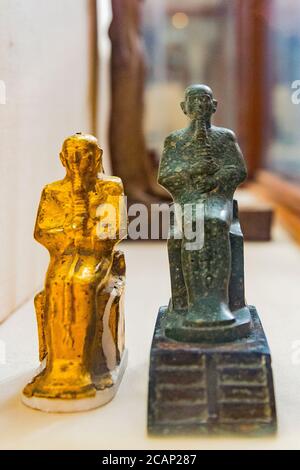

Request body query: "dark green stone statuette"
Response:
[159, 84, 250, 342]
[148, 85, 276, 435]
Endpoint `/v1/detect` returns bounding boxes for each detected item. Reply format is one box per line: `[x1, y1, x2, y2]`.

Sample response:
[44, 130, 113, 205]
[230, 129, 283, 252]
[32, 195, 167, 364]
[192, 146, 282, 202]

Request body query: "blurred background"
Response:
[0, 0, 299, 340]
[1, 0, 300, 450]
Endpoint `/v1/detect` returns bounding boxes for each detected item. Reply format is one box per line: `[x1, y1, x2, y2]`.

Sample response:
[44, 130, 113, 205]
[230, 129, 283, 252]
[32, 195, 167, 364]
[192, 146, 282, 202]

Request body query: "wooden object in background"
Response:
[109, 0, 169, 205]
[148, 87, 276, 433]
[236, 0, 272, 178]
[237, 188, 273, 241]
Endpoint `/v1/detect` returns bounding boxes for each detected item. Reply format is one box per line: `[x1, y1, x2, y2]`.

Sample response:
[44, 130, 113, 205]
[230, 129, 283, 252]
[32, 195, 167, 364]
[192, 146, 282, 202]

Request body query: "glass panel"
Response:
[143, 0, 238, 157]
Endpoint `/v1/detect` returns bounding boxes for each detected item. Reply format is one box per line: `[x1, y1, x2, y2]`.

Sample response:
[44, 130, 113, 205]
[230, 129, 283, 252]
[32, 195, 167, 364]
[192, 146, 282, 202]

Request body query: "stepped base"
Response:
[148, 306, 276, 435]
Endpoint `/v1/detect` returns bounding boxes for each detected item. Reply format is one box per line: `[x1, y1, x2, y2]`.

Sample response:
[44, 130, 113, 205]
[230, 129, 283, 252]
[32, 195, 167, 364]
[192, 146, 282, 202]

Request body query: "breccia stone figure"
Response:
[148, 85, 276, 434]
[22, 133, 127, 412]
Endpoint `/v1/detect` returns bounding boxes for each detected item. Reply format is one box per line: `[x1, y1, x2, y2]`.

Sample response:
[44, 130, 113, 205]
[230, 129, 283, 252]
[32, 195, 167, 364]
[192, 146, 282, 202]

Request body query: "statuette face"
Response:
[22, 133, 127, 412]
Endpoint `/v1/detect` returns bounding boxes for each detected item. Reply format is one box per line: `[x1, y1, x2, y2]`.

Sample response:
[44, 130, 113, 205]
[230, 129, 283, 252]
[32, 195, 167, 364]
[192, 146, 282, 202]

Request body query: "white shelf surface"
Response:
[1, 231, 300, 450]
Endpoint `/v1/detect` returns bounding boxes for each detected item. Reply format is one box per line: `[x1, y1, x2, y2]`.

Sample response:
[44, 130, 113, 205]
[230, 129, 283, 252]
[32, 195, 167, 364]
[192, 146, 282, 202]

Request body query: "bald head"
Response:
[181, 84, 217, 121]
[60, 133, 103, 177]
[185, 84, 213, 100]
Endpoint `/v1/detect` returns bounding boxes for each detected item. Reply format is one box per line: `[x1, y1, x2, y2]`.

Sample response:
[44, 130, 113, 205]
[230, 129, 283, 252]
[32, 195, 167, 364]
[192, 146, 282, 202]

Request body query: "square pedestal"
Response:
[148, 306, 276, 435]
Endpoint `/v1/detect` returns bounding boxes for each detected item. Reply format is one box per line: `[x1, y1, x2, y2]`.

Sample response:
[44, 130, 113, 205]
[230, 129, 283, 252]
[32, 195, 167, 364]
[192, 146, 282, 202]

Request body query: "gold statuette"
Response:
[22, 133, 127, 412]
